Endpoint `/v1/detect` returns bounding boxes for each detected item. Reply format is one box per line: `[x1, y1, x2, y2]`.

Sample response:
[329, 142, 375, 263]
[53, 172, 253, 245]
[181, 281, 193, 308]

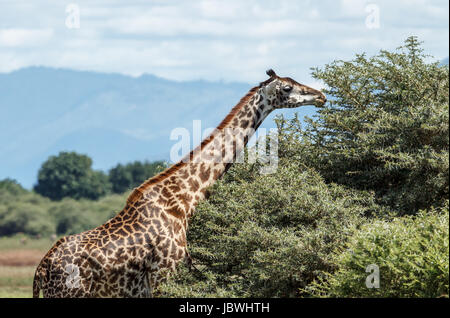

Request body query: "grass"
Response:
[0, 266, 35, 298]
[0, 234, 55, 251]
[0, 235, 55, 298]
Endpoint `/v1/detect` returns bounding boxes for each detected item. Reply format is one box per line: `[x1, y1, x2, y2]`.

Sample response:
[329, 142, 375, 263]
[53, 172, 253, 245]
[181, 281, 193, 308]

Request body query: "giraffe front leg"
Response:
[143, 270, 153, 298]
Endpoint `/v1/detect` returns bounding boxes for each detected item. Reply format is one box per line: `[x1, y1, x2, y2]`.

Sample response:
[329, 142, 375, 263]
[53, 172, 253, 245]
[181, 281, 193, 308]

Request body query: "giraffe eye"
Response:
[283, 85, 292, 92]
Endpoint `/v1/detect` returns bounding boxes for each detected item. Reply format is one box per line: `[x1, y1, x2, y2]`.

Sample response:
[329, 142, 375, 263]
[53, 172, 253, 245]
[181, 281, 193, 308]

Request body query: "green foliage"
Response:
[160, 37, 449, 298]
[48, 194, 127, 235]
[109, 160, 166, 194]
[0, 203, 53, 236]
[0, 191, 53, 236]
[289, 36, 449, 214]
[159, 161, 380, 297]
[0, 185, 127, 236]
[50, 200, 94, 235]
[0, 156, 163, 237]
[0, 179, 28, 196]
[306, 203, 449, 297]
[34, 152, 111, 201]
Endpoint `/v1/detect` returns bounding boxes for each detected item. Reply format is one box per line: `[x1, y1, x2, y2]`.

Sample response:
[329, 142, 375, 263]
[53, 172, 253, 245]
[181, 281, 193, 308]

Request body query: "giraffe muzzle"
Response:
[315, 95, 327, 107]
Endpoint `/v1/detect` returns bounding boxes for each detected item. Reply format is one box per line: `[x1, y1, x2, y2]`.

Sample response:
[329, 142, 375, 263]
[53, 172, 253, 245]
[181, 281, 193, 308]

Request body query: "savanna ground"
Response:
[0, 235, 53, 298]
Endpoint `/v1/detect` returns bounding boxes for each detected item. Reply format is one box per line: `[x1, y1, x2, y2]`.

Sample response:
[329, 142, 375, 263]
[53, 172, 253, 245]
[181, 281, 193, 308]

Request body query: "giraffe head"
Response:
[262, 69, 326, 108]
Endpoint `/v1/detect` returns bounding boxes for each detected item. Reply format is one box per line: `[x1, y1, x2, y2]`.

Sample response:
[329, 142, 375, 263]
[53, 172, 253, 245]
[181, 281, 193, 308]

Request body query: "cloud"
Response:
[0, 28, 53, 47]
[0, 0, 448, 83]
[340, 0, 370, 17]
[199, 0, 242, 19]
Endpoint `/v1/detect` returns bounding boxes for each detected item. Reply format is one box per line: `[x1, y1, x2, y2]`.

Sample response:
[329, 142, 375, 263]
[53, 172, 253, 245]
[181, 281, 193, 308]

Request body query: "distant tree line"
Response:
[0, 157, 166, 237]
[0, 180, 126, 237]
[33, 152, 166, 200]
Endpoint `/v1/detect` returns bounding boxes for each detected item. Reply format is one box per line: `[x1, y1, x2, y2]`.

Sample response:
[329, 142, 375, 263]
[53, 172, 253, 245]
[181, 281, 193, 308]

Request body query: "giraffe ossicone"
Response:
[33, 70, 326, 298]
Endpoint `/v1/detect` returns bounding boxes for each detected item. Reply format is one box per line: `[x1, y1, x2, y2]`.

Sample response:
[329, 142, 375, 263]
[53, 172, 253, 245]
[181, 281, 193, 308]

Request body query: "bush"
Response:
[0, 201, 54, 236]
[50, 200, 94, 235]
[49, 194, 127, 235]
[159, 37, 448, 298]
[159, 161, 381, 297]
[306, 203, 449, 297]
[0, 187, 127, 237]
[0, 179, 28, 196]
[285, 36, 449, 215]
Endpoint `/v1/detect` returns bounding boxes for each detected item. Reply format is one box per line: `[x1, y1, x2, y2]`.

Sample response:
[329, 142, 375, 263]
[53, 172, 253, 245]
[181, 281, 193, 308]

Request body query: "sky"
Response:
[0, 0, 449, 86]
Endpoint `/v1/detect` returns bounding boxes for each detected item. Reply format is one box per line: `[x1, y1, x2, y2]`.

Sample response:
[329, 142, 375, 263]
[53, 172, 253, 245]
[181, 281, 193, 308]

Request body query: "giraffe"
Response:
[32, 69, 326, 298]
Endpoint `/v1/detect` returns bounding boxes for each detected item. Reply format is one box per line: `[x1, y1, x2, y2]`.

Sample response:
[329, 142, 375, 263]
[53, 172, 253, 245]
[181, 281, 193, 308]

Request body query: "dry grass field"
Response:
[0, 235, 54, 298]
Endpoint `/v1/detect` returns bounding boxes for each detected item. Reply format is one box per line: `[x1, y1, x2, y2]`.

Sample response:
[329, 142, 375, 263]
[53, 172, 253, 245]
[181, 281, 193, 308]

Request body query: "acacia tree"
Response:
[286, 36, 449, 214]
[34, 151, 111, 200]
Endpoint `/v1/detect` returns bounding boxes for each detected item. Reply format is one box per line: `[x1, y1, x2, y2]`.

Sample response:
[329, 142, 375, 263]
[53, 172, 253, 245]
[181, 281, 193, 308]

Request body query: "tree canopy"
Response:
[285, 36, 448, 215]
[108, 160, 166, 194]
[34, 152, 111, 200]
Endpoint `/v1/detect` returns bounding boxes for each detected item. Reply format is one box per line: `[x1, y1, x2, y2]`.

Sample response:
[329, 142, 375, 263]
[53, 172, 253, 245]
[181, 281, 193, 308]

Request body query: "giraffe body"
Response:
[33, 70, 326, 297]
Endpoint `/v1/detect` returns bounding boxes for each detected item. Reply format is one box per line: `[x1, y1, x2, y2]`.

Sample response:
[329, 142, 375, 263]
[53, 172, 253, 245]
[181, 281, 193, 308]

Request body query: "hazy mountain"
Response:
[0, 67, 317, 188]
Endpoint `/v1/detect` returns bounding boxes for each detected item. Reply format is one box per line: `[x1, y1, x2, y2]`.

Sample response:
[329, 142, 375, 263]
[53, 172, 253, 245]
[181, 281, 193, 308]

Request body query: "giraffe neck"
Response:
[188, 85, 271, 172]
[130, 85, 273, 221]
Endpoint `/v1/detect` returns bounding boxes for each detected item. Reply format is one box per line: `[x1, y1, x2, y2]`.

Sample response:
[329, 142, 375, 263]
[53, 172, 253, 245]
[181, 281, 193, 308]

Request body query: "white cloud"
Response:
[0, 52, 24, 72]
[0, 0, 448, 83]
[199, 0, 242, 19]
[340, 0, 369, 17]
[0, 28, 53, 47]
[306, 80, 326, 91]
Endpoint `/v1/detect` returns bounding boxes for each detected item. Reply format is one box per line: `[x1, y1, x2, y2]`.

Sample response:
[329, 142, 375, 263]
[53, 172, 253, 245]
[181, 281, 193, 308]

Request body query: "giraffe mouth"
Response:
[315, 96, 327, 107]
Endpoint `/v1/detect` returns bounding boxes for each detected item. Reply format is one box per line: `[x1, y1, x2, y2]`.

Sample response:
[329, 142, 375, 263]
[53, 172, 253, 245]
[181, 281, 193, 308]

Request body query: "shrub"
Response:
[50, 200, 94, 235]
[306, 203, 449, 298]
[0, 179, 28, 196]
[0, 188, 127, 237]
[159, 161, 381, 297]
[0, 201, 54, 236]
[49, 193, 128, 235]
[160, 37, 448, 297]
[284, 36, 449, 215]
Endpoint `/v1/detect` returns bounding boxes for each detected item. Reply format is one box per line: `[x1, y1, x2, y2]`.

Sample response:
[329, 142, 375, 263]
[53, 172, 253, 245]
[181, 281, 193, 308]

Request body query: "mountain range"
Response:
[0, 67, 318, 188]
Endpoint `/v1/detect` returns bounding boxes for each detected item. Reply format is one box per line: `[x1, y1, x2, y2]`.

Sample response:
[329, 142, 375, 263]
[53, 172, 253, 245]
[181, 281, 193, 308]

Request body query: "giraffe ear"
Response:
[265, 79, 278, 95]
[266, 69, 277, 78]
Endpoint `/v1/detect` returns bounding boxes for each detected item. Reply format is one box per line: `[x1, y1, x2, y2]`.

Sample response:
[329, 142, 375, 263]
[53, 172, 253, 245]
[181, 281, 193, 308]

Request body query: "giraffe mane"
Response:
[126, 85, 261, 204]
